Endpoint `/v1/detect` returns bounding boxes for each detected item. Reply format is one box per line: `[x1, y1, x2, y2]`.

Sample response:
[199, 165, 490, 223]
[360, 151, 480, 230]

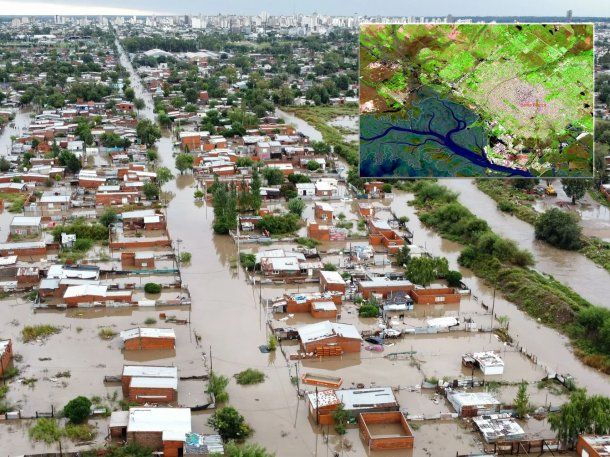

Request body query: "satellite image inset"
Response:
[359, 23, 594, 178]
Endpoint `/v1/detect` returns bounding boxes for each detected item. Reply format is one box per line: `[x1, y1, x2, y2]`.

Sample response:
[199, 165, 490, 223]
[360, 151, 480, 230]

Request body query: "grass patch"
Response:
[234, 368, 265, 385]
[295, 237, 320, 248]
[98, 328, 117, 340]
[29, 418, 63, 444]
[22, 325, 60, 342]
[64, 423, 96, 441]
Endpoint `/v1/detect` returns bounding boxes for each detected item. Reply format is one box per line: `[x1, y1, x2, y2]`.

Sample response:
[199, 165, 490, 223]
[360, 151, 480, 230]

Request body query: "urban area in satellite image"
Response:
[360, 23, 595, 178]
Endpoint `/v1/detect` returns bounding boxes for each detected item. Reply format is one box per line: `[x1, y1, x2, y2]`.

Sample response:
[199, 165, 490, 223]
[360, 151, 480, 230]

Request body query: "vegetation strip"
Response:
[406, 181, 610, 373]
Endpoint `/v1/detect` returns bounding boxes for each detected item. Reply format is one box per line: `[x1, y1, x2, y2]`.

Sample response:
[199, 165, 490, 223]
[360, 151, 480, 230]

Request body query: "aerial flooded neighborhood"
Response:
[0, 3, 609, 457]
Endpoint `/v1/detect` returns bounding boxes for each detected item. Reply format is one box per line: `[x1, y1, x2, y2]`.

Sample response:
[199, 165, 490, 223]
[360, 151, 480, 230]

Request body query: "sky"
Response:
[1, 0, 609, 17]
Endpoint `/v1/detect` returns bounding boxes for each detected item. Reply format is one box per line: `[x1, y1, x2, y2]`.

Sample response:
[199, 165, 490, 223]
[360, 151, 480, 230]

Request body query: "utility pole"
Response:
[490, 281, 496, 332]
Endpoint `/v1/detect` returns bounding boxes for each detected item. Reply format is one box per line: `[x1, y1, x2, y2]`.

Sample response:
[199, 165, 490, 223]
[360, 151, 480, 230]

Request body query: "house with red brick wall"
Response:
[0, 241, 47, 258]
[358, 412, 414, 451]
[358, 277, 414, 299]
[0, 339, 13, 375]
[121, 251, 156, 269]
[368, 219, 405, 254]
[109, 407, 191, 456]
[319, 270, 347, 294]
[297, 321, 362, 356]
[409, 287, 461, 304]
[121, 365, 178, 404]
[314, 202, 334, 222]
[63, 284, 132, 306]
[120, 328, 176, 351]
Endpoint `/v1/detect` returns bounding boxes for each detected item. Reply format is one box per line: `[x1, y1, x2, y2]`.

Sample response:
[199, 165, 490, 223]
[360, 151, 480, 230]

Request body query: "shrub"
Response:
[180, 252, 192, 263]
[64, 423, 95, 441]
[208, 406, 252, 441]
[63, 396, 92, 424]
[239, 253, 256, 270]
[234, 368, 265, 385]
[98, 328, 116, 340]
[267, 334, 277, 351]
[306, 160, 321, 171]
[445, 270, 463, 287]
[287, 197, 305, 216]
[257, 213, 300, 235]
[22, 325, 60, 342]
[534, 208, 582, 250]
[296, 237, 319, 248]
[359, 303, 380, 318]
[29, 418, 62, 443]
[72, 238, 93, 252]
[207, 372, 229, 404]
[144, 318, 157, 325]
[144, 282, 161, 294]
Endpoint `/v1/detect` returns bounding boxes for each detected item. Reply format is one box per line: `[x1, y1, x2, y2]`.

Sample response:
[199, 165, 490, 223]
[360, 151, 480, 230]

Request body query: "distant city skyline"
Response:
[1, 0, 610, 17]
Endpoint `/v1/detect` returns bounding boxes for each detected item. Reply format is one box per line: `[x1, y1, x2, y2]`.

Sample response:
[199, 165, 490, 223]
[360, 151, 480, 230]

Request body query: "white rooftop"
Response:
[120, 327, 176, 341]
[127, 407, 191, 437]
[298, 321, 362, 344]
[123, 365, 178, 378]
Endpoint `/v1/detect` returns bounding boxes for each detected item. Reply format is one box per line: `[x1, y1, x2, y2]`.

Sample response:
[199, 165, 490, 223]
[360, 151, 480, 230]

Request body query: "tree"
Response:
[405, 257, 437, 287]
[146, 149, 158, 162]
[194, 189, 205, 199]
[212, 181, 238, 234]
[534, 208, 582, 250]
[142, 182, 160, 200]
[262, 167, 284, 185]
[144, 283, 161, 294]
[208, 406, 252, 441]
[134, 98, 145, 111]
[250, 169, 262, 211]
[135, 119, 161, 148]
[124, 86, 135, 101]
[156, 167, 174, 186]
[395, 245, 411, 267]
[99, 208, 118, 227]
[63, 396, 91, 424]
[562, 178, 588, 205]
[332, 403, 349, 435]
[514, 381, 530, 419]
[445, 270, 463, 287]
[175, 153, 194, 174]
[306, 160, 321, 171]
[58, 150, 82, 174]
[549, 389, 610, 449]
[287, 198, 305, 216]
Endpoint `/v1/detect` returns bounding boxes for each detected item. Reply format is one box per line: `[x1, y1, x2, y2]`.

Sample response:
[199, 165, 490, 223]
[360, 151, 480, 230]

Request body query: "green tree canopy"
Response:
[534, 208, 582, 250]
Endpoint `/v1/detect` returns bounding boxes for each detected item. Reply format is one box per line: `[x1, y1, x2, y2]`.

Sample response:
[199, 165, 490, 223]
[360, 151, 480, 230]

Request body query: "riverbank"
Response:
[475, 179, 610, 273]
[280, 105, 360, 182]
[404, 180, 610, 374]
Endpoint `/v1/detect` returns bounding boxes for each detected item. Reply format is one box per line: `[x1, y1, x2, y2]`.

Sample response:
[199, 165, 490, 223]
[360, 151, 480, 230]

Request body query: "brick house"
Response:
[358, 412, 414, 451]
[121, 365, 178, 404]
[368, 219, 405, 254]
[409, 287, 461, 304]
[297, 321, 362, 355]
[109, 407, 191, 457]
[314, 202, 334, 222]
[319, 270, 347, 294]
[0, 241, 47, 258]
[307, 387, 399, 425]
[121, 251, 156, 269]
[0, 339, 13, 376]
[63, 284, 133, 306]
[358, 277, 414, 299]
[120, 328, 176, 351]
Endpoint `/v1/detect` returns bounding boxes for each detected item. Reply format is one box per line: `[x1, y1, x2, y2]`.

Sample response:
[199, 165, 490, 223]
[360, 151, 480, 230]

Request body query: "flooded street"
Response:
[443, 179, 610, 308]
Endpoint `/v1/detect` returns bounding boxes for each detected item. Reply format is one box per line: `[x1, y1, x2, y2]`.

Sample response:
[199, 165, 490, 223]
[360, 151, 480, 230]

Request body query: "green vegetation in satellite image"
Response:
[359, 23, 594, 178]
